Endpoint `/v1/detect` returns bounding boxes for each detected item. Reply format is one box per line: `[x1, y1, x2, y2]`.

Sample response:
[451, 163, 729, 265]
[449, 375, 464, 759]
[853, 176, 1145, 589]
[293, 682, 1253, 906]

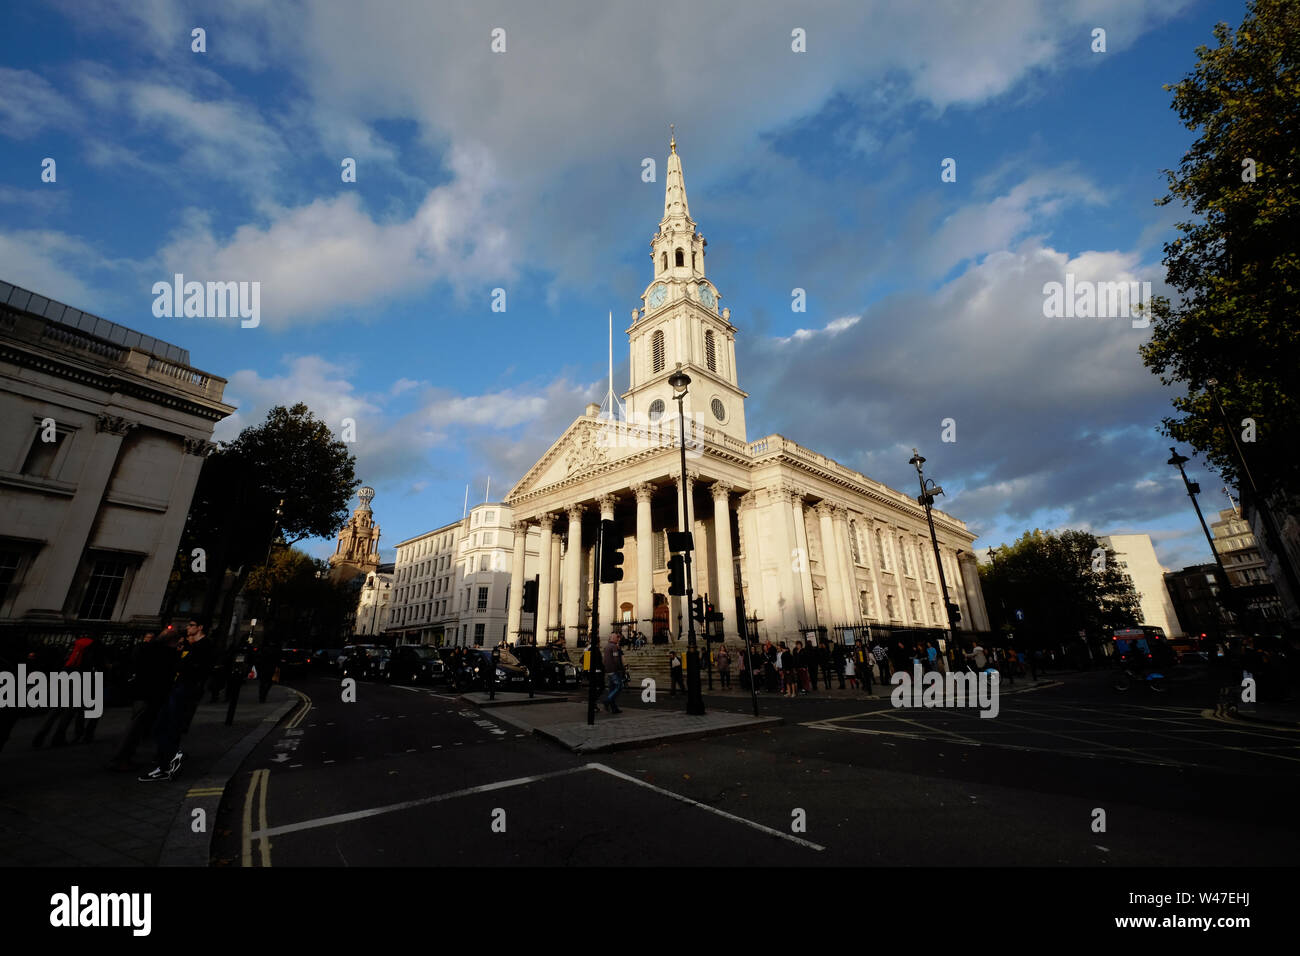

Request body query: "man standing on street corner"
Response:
[601, 630, 624, 714]
[140, 617, 215, 782]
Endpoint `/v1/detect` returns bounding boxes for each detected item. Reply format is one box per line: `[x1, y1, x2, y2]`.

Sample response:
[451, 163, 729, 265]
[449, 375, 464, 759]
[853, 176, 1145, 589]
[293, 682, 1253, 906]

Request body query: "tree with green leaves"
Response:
[980, 529, 1142, 649]
[169, 403, 358, 641]
[1139, 0, 1299, 500]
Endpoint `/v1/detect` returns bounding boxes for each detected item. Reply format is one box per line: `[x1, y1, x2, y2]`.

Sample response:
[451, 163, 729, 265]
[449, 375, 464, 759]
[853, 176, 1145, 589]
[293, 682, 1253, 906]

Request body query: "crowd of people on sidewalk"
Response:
[716, 637, 1030, 696]
[1, 619, 284, 781]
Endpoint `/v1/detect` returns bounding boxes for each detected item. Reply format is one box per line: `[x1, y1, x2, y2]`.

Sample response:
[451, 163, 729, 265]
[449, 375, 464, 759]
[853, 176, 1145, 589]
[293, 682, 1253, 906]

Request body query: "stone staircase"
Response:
[615, 639, 743, 688]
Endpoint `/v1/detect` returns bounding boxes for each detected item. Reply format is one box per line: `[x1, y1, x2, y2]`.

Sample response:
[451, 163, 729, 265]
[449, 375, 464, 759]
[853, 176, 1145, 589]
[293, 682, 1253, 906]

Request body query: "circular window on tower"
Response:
[711, 398, 726, 422]
[648, 399, 666, 422]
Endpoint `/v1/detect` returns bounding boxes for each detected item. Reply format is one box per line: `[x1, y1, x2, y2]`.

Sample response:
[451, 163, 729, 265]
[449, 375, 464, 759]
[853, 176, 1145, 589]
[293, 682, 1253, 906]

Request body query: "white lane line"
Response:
[586, 763, 825, 852]
[250, 766, 591, 839]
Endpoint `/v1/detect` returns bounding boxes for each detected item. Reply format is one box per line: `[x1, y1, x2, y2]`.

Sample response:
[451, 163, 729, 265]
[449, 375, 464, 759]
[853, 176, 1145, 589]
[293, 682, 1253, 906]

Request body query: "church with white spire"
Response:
[503, 137, 989, 647]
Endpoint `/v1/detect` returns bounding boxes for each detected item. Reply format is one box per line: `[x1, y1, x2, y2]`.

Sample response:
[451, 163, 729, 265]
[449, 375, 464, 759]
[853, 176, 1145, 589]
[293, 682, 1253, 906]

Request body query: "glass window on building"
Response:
[474, 623, 485, 646]
[78, 556, 131, 620]
[477, 586, 489, 611]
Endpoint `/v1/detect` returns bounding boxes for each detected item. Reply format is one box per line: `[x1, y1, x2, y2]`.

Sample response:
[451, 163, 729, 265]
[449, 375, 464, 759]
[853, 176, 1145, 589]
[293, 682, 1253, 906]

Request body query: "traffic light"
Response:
[598, 519, 624, 583]
[667, 554, 686, 595]
[691, 596, 705, 623]
[521, 577, 538, 614]
[947, 602, 962, 623]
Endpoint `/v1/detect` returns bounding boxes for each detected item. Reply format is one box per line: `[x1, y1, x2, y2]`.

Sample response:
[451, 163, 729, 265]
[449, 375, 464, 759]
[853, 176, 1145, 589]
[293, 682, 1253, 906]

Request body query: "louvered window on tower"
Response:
[705, 330, 716, 371]
[654, 530, 666, 569]
[652, 330, 665, 373]
[675, 248, 684, 267]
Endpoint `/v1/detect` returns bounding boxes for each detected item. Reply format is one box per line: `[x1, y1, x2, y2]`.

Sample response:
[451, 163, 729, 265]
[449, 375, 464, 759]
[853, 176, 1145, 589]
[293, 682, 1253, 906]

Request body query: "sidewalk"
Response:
[464, 690, 782, 753]
[0, 685, 298, 866]
[1226, 699, 1300, 729]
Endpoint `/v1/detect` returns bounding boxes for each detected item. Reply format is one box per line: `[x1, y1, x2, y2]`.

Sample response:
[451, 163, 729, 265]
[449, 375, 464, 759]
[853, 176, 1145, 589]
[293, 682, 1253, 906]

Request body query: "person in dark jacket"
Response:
[108, 629, 181, 770]
[256, 642, 280, 702]
[33, 634, 103, 747]
[139, 618, 216, 781]
[601, 631, 624, 714]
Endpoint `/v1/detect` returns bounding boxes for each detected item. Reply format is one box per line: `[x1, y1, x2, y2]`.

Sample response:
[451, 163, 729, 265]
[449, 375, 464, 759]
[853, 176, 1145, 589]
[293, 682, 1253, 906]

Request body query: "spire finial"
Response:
[669, 123, 676, 153]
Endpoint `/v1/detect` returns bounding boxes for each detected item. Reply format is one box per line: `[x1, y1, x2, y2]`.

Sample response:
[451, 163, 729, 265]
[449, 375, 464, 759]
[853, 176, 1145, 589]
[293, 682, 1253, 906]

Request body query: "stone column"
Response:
[815, 503, 846, 625]
[737, 491, 765, 642]
[597, 493, 618, 637]
[535, 514, 554, 642]
[711, 482, 736, 638]
[19, 414, 135, 618]
[834, 508, 859, 625]
[792, 498, 816, 624]
[770, 485, 805, 638]
[632, 482, 654, 640]
[506, 519, 528, 642]
[548, 532, 562, 629]
[563, 504, 584, 646]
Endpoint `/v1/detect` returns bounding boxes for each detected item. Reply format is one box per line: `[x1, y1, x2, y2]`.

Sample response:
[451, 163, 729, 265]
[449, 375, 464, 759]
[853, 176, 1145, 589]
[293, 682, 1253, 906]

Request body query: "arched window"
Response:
[705, 330, 717, 371]
[651, 330, 665, 373]
[661, 252, 667, 272]
[876, 529, 888, 570]
[849, 520, 860, 564]
[692, 251, 696, 270]
[899, 536, 911, 576]
[675, 248, 684, 267]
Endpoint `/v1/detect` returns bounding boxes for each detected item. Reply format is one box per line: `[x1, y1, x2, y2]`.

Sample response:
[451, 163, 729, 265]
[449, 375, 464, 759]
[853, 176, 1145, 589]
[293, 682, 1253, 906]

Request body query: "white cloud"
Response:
[0, 68, 80, 137]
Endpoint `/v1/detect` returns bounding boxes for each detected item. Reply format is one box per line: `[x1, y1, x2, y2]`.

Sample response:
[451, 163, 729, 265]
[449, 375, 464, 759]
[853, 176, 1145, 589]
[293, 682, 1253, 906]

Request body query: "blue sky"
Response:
[0, 0, 1253, 570]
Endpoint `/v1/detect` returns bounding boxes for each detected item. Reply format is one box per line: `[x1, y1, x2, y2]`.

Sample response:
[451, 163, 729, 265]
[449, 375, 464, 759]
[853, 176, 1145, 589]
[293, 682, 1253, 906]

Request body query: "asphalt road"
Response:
[210, 666, 1300, 866]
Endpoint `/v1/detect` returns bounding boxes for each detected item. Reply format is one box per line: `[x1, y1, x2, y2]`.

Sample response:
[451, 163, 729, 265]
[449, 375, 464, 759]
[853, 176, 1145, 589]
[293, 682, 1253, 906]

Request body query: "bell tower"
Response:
[624, 131, 748, 443]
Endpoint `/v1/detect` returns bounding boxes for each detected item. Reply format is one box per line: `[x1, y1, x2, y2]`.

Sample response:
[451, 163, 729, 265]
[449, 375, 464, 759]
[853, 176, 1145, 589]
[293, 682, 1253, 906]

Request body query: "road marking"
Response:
[286, 690, 312, 730]
[587, 763, 825, 851]
[323, 759, 335, 764]
[250, 766, 591, 839]
[186, 787, 224, 797]
[241, 769, 272, 867]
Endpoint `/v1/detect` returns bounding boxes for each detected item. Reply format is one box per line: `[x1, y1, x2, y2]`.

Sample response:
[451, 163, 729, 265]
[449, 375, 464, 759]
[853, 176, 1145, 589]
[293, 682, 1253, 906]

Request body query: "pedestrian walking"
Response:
[669, 651, 686, 695]
[256, 641, 280, 703]
[717, 645, 731, 689]
[926, 642, 939, 673]
[844, 652, 857, 690]
[33, 633, 103, 747]
[819, 640, 832, 690]
[796, 641, 811, 694]
[140, 617, 216, 781]
[601, 631, 624, 714]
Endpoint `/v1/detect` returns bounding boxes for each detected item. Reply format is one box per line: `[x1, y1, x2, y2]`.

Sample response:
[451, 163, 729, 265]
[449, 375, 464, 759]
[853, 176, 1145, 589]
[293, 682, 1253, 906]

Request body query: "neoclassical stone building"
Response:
[504, 139, 989, 647]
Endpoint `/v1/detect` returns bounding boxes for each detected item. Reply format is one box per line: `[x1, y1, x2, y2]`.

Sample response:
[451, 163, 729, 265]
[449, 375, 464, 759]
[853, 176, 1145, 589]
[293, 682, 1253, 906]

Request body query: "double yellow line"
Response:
[241, 769, 272, 866]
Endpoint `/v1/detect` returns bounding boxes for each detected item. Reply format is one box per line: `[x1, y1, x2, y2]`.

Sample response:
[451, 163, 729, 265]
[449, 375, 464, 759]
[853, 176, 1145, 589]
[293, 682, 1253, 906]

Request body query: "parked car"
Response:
[382, 645, 446, 684]
[453, 648, 530, 691]
[511, 644, 577, 688]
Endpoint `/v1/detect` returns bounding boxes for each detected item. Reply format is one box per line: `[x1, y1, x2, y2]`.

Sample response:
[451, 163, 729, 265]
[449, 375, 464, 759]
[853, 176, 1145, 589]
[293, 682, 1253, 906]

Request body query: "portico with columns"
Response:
[503, 137, 988, 647]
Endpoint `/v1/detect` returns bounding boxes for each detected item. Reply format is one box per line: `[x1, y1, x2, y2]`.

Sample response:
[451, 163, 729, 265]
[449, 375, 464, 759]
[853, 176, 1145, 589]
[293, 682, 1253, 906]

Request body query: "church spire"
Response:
[662, 126, 691, 225]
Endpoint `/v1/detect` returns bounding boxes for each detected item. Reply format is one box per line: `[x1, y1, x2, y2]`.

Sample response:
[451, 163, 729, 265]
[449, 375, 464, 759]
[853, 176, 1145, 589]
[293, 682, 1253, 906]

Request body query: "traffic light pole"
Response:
[675, 404, 705, 716]
[587, 523, 603, 726]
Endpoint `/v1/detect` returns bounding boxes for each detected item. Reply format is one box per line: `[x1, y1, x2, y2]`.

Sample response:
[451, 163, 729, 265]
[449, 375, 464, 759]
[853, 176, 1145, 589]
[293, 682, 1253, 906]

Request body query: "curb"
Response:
[157, 690, 301, 867]
[547, 716, 786, 754]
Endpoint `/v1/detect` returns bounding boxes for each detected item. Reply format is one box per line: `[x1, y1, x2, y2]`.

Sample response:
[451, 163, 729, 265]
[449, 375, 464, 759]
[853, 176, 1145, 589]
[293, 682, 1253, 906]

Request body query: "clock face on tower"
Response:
[698, 283, 716, 309]
[647, 283, 667, 309]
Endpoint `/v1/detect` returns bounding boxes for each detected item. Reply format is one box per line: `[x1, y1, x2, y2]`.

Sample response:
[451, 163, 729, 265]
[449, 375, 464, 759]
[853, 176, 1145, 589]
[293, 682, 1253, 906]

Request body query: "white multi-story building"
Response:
[1097, 534, 1184, 637]
[386, 503, 541, 646]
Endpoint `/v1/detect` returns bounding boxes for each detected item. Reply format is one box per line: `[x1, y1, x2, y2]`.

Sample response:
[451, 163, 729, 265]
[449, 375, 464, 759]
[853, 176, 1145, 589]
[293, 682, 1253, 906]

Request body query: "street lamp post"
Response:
[670, 365, 706, 715]
[909, 449, 961, 667]
[1168, 447, 1242, 637]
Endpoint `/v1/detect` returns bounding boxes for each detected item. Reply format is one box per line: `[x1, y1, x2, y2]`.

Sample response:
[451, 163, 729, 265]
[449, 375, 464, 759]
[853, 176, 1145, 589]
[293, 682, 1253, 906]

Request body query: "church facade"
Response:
[504, 139, 989, 648]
